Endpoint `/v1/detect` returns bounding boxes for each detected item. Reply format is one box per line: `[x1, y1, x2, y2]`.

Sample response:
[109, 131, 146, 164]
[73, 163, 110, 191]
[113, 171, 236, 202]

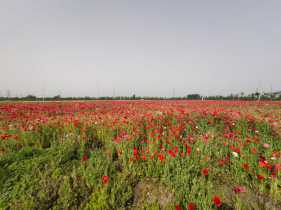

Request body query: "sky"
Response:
[1, 0, 281, 97]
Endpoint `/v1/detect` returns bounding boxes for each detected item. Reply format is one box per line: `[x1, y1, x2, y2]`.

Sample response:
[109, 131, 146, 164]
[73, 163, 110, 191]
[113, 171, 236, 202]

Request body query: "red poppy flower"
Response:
[187, 202, 196, 210]
[133, 147, 138, 156]
[213, 195, 222, 207]
[186, 145, 192, 156]
[202, 168, 209, 176]
[251, 148, 257, 154]
[259, 160, 269, 168]
[181, 152, 185, 157]
[257, 174, 265, 181]
[175, 204, 182, 210]
[158, 154, 165, 161]
[102, 175, 109, 184]
[242, 163, 250, 171]
[233, 186, 246, 193]
[82, 154, 89, 162]
[168, 149, 176, 157]
[218, 158, 224, 165]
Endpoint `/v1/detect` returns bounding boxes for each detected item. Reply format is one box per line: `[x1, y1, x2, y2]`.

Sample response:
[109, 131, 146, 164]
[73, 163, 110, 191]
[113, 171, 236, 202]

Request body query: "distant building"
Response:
[263, 91, 281, 98]
[272, 91, 281, 98]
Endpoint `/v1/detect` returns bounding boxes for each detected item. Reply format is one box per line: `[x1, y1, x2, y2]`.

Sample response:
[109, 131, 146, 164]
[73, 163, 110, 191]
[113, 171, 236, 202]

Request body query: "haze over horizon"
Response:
[1, 1, 281, 97]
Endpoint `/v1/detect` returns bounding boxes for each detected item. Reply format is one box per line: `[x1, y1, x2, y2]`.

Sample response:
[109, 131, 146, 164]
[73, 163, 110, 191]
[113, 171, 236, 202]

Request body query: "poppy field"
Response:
[0, 100, 281, 210]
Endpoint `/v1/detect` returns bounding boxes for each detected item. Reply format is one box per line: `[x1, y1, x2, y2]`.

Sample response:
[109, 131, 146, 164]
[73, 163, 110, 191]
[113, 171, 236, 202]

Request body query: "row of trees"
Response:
[0, 92, 281, 101]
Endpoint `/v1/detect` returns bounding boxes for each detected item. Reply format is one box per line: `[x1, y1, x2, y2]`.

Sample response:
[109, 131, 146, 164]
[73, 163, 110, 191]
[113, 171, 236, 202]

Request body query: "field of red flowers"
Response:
[0, 100, 281, 209]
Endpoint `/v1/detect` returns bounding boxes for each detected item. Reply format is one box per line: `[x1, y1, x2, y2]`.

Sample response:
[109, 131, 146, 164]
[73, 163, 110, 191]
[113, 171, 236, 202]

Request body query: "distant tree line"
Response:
[0, 92, 281, 101]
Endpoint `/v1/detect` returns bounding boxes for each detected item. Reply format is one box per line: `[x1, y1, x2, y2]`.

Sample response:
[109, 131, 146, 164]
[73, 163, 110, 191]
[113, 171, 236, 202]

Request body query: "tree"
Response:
[186, 94, 201, 100]
[25, 95, 37, 100]
[53, 95, 61, 100]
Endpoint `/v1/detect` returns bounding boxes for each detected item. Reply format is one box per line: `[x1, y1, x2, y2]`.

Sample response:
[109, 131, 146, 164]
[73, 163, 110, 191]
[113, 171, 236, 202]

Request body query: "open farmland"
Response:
[0, 100, 281, 210]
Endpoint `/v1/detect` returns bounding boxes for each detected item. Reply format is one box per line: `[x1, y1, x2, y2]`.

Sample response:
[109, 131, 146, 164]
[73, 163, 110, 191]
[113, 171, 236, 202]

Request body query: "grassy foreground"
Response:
[0, 101, 281, 209]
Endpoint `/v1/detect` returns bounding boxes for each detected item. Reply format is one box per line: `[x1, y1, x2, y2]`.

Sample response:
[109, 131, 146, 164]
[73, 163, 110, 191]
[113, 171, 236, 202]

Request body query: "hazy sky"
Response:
[1, 0, 281, 97]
